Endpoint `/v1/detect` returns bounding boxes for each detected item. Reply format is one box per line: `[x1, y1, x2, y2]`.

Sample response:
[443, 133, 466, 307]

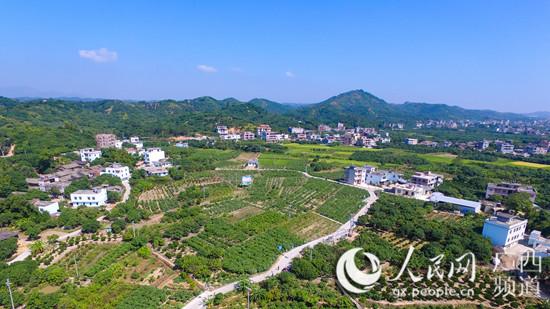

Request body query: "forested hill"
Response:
[0, 89, 526, 136]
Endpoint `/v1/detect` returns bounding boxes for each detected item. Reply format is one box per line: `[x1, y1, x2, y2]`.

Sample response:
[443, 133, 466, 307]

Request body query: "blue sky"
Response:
[0, 1, 549, 112]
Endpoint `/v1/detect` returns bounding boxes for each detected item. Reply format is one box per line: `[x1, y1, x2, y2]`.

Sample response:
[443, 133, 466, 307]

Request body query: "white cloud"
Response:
[197, 64, 218, 73]
[285, 71, 295, 78]
[78, 48, 118, 63]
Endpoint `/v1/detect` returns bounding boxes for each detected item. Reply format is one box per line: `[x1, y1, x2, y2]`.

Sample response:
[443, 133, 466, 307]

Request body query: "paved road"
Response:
[183, 171, 379, 309]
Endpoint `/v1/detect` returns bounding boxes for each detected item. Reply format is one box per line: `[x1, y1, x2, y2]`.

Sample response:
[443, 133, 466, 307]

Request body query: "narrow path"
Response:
[8, 180, 132, 265]
[183, 168, 379, 309]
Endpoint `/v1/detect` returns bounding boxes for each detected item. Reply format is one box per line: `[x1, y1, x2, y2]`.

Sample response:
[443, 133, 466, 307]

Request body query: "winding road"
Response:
[183, 169, 379, 309]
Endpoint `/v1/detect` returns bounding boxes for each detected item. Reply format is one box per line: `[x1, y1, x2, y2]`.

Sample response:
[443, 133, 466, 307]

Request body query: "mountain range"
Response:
[0, 90, 540, 137]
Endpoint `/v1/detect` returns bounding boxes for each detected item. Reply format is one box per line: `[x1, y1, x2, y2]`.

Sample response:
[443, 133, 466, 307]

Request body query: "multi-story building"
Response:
[217, 125, 228, 135]
[288, 127, 304, 134]
[256, 124, 272, 136]
[95, 134, 118, 149]
[344, 165, 370, 185]
[143, 148, 165, 164]
[475, 140, 490, 150]
[79, 148, 102, 162]
[485, 182, 537, 202]
[318, 124, 331, 133]
[337, 122, 345, 131]
[406, 138, 418, 145]
[70, 188, 108, 207]
[100, 163, 131, 180]
[482, 213, 527, 247]
[498, 143, 515, 154]
[241, 131, 255, 140]
[526, 145, 548, 156]
[411, 171, 444, 189]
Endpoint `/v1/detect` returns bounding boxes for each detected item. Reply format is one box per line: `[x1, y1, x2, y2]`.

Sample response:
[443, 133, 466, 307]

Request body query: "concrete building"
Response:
[143, 148, 165, 164]
[175, 142, 189, 148]
[220, 134, 241, 141]
[482, 213, 527, 247]
[241, 131, 255, 140]
[288, 127, 305, 134]
[256, 124, 272, 136]
[143, 166, 169, 177]
[79, 148, 102, 162]
[71, 188, 108, 207]
[241, 175, 253, 186]
[101, 163, 131, 180]
[476, 140, 490, 150]
[391, 183, 430, 198]
[95, 134, 118, 149]
[406, 138, 418, 145]
[365, 170, 403, 186]
[33, 200, 60, 215]
[429, 192, 481, 214]
[217, 125, 228, 135]
[344, 165, 376, 185]
[485, 182, 537, 202]
[411, 171, 444, 189]
[498, 143, 515, 154]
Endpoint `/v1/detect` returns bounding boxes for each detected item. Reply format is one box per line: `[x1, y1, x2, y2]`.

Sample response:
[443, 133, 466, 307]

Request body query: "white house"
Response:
[344, 165, 376, 185]
[411, 171, 444, 189]
[391, 183, 430, 199]
[130, 136, 140, 143]
[482, 212, 528, 247]
[406, 138, 418, 145]
[144, 148, 165, 164]
[114, 140, 123, 149]
[33, 200, 60, 215]
[79, 148, 102, 162]
[101, 163, 131, 180]
[217, 125, 228, 135]
[241, 175, 253, 186]
[240, 131, 255, 141]
[144, 166, 169, 177]
[71, 188, 108, 207]
[365, 170, 403, 186]
[175, 142, 189, 148]
[221, 134, 241, 141]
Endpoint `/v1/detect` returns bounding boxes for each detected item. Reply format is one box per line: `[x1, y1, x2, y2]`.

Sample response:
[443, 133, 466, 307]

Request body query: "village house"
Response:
[344, 165, 377, 185]
[365, 170, 404, 186]
[100, 163, 131, 180]
[497, 142, 515, 154]
[79, 148, 102, 162]
[143, 166, 169, 177]
[217, 125, 228, 135]
[245, 159, 259, 169]
[70, 188, 108, 207]
[318, 124, 331, 133]
[485, 182, 537, 202]
[175, 142, 189, 148]
[406, 138, 418, 145]
[95, 133, 118, 149]
[26, 162, 99, 193]
[482, 212, 528, 247]
[256, 124, 272, 136]
[288, 127, 304, 134]
[240, 131, 255, 140]
[32, 200, 60, 215]
[221, 134, 241, 141]
[410, 171, 444, 189]
[143, 148, 165, 164]
[390, 183, 430, 199]
[241, 175, 253, 186]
